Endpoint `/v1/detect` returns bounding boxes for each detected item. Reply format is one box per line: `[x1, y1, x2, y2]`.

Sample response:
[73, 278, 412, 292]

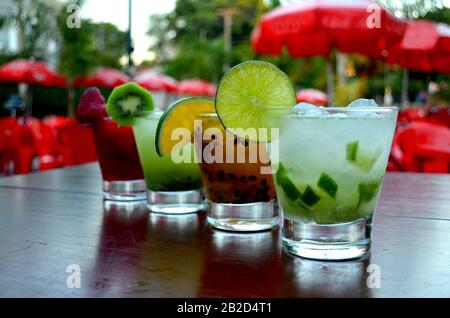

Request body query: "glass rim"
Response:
[138, 109, 164, 118]
[193, 106, 399, 118]
[265, 106, 399, 117]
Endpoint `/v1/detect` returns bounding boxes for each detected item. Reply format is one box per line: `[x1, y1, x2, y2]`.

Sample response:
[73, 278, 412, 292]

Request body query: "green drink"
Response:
[133, 111, 204, 213]
[105, 83, 204, 214]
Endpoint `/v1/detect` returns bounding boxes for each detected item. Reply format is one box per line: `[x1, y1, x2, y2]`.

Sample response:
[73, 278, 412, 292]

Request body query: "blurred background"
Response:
[0, 0, 449, 115]
[0, 0, 449, 176]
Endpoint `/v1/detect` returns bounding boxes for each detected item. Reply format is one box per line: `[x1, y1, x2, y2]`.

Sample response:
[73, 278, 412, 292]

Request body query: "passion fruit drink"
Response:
[155, 61, 297, 231]
[155, 97, 278, 231]
[198, 113, 276, 205]
[274, 105, 398, 260]
[106, 83, 203, 214]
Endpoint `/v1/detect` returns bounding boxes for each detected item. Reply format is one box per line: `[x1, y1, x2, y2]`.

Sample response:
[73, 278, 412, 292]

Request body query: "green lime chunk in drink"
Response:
[317, 173, 338, 199]
[346, 141, 382, 172]
[301, 186, 321, 207]
[276, 163, 301, 202]
[215, 60, 297, 142]
[358, 181, 381, 203]
[347, 141, 359, 162]
[279, 175, 302, 202]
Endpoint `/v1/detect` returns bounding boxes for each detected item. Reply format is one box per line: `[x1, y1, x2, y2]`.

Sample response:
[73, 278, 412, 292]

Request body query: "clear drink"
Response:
[272, 107, 398, 260]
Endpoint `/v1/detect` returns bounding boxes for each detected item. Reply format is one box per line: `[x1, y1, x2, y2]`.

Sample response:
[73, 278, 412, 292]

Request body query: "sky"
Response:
[77, 0, 450, 64]
[79, 0, 176, 64]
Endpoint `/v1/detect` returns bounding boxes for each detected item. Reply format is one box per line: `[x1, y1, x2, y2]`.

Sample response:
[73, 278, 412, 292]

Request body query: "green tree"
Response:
[58, 0, 96, 116]
[378, 0, 446, 18]
[147, 14, 174, 65]
[0, 0, 60, 60]
[91, 22, 127, 69]
[147, 0, 278, 81]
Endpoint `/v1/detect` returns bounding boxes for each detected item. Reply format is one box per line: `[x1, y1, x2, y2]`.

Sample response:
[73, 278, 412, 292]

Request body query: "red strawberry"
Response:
[75, 87, 108, 124]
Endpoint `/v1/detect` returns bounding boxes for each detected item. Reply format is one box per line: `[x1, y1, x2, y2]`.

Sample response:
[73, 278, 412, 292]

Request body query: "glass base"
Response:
[207, 200, 279, 232]
[282, 217, 372, 261]
[103, 180, 147, 202]
[147, 189, 205, 214]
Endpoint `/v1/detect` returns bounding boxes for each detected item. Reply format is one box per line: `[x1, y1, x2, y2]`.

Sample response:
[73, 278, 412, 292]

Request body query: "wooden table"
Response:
[0, 163, 449, 298]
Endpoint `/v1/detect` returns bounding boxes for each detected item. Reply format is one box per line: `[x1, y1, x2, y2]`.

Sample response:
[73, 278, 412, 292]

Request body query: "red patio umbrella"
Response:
[74, 68, 129, 88]
[386, 21, 449, 72]
[430, 23, 450, 74]
[297, 89, 328, 106]
[386, 21, 450, 105]
[251, 0, 406, 104]
[0, 59, 66, 87]
[178, 80, 217, 97]
[135, 72, 178, 93]
[0, 59, 67, 115]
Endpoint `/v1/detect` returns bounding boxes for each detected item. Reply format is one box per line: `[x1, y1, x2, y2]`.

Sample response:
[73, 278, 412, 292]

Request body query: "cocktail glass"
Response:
[272, 107, 398, 260]
[195, 112, 279, 232]
[133, 111, 204, 214]
[91, 117, 146, 201]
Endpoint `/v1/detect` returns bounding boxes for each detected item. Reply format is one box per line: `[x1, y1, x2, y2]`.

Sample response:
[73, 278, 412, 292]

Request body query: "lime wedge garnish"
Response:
[155, 97, 215, 156]
[215, 60, 296, 142]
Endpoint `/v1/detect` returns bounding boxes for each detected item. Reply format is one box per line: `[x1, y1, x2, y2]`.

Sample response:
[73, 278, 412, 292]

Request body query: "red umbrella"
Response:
[74, 68, 129, 88]
[386, 21, 450, 105]
[252, 0, 405, 58]
[386, 21, 449, 73]
[297, 89, 328, 106]
[251, 0, 406, 104]
[0, 59, 66, 87]
[431, 23, 450, 74]
[178, 80, 216, 97]
[135, 72, 178, 93]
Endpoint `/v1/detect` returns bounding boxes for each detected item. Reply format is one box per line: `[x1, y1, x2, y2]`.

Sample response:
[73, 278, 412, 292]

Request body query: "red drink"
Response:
[76, 87, 146, 201]
[91, 117, 144, 182]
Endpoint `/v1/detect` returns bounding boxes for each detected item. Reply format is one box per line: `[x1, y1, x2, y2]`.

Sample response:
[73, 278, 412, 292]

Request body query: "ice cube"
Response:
[295, 102, 326, 118]
[347, 99, 379, 108]
[347, 99, 379, 118]
[295, 102, 319, 110]
[327, 113, 348, 119]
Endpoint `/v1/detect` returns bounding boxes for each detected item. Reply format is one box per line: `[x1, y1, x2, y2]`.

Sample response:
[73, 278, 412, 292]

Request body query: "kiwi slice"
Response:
[106, 82, 154, 126]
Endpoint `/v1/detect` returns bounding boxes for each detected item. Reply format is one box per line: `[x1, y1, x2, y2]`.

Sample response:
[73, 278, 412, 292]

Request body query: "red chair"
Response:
[0, 117, 35, 175]
[397, 107, 428, 127]
[43, 115, 71, 130]
[0, 117, 14, 174]
[387, 130, 406, 172]
[57, 120, 98, 166]
[396, 122, 450, 173]
[426, 107, 450, 128]
[33, 122, 65, 171]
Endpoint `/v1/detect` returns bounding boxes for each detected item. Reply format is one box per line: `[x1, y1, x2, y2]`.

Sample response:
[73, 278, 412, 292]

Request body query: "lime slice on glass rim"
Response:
[155, 97, 215, 157]
[215, 60, 297, 143]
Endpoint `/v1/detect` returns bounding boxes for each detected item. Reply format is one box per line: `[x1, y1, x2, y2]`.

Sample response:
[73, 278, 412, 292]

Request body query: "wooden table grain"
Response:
[0, 164, 449, 298]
